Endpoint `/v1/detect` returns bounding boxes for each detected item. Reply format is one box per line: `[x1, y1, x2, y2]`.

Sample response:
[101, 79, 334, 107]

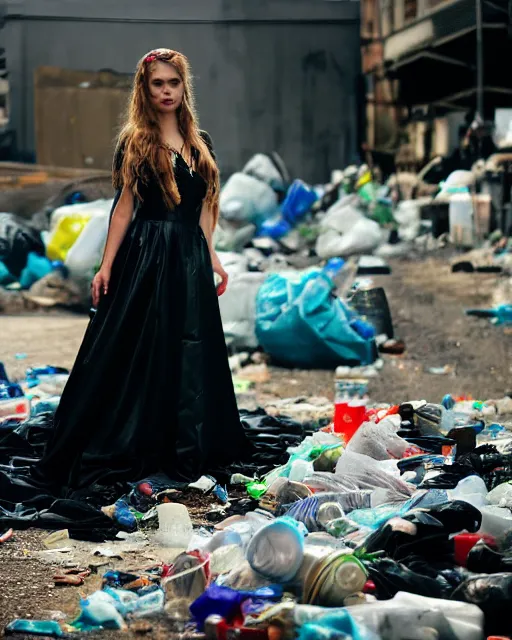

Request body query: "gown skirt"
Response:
[32, 144, 248, 491]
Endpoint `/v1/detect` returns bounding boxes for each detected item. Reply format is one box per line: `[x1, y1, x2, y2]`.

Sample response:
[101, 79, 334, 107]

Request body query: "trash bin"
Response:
[349, 287, 394, 339]
[420, 202, 449, 238]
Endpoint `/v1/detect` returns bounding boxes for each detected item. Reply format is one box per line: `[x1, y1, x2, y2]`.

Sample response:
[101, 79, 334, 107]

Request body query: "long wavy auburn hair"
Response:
[113, 48, 220, 228]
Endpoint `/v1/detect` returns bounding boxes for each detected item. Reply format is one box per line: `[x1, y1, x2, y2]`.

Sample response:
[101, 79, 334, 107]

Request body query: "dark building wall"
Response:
[2, 0, 361, 182]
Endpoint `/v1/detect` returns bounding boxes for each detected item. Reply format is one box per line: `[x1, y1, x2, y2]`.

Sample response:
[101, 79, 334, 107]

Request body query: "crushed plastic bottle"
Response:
[4, 619, 65, 637]
[132, 587, 165, 618]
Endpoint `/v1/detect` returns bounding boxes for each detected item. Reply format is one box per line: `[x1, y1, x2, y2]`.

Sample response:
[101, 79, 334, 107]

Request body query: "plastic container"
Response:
[155, 503, 193, 548]
[258, 216, 291, 239]
[246, 517, 306, 583]
[303, 551, 368, 606]
[449, 193, 474, 248]
[281, 179, 317, 224]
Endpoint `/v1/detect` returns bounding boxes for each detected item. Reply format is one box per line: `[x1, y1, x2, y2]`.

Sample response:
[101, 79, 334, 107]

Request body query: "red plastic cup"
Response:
[334, 401, 367, 443]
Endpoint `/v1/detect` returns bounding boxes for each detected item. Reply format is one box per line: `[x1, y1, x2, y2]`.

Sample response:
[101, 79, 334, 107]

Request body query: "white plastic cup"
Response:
[156, 503, 193, 548]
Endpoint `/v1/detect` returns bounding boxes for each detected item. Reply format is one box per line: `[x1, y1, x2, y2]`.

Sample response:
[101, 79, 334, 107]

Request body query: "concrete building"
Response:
[0, 0, 361, 182]
[361, 0, 512, 167]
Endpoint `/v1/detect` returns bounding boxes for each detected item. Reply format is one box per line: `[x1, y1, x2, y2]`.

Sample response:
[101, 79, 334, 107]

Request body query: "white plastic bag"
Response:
[335, 450, 414, 496]
[65, 208, 110, 277]
[242, 154, 285, 191]
[345, 591, 484, 640]
[393, 200, 421, 241]
[319, 199, 364, 234]
[50, 199, 113, 231]
[220, 173, 278, 224]
[346, 416, 409, 460]
[316, 218, 382, 259]
[218, 271, 266, 349]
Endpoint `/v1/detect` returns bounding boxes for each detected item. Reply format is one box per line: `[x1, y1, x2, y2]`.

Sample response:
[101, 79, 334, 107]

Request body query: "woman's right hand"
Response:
[91, 267, 111, 307]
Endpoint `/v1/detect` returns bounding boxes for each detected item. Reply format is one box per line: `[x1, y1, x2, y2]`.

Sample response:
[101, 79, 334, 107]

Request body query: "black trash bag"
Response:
[0, 213, 45, 277]
[451, 572, 512, 636]
[367, 558, 452, 600]
[466, 540, 512, 574]
[360, 501, 482, 561]
[413, 403, 443, 434]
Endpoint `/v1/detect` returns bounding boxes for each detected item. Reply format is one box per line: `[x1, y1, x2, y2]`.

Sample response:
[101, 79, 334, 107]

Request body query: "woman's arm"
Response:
[91, 186, 133, 306]
[101, 186, 134, 271]
[200, 201, 228, 296]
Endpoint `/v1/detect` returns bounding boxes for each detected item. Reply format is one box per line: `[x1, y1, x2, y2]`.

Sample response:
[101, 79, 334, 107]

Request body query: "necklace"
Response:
[165, 141, 194, 175]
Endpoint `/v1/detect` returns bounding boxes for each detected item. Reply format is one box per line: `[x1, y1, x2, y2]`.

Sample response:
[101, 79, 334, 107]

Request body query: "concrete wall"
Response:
[2, 0, 361, 182]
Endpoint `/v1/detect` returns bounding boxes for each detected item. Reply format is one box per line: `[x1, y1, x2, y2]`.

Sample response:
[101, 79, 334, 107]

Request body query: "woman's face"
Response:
[148, 61, 185, 114]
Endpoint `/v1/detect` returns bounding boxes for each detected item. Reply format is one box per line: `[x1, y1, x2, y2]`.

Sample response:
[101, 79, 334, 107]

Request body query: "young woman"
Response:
[32, 48, 249, 491]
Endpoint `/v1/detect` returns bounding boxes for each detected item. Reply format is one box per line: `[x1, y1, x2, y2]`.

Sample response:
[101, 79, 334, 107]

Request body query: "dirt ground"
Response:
[0, 255, 511, 635]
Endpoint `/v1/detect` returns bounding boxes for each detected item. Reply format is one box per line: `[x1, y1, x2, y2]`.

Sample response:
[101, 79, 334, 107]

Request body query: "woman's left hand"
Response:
[211, 253, 228, 296]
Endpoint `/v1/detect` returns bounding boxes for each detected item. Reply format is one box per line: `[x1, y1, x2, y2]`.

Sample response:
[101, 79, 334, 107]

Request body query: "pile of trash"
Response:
[1, 358, 512, 638]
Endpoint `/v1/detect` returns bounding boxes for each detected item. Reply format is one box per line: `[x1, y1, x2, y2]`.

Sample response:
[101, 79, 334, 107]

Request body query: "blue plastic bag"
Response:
[255, 270, 375, 368]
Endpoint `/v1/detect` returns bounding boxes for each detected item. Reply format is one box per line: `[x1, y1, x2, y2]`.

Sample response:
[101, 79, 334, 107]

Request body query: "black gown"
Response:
[32, 132, 249, 491]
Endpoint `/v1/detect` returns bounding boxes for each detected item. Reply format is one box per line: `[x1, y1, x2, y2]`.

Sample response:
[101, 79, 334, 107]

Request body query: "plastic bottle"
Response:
[465, 304, 512, 325]
[246, 516, 306, 582]
[132, 587, 165, 617]
[323, 257, 345, 281]
[4, 620, 65, 637]
[288, 459, 314, 482]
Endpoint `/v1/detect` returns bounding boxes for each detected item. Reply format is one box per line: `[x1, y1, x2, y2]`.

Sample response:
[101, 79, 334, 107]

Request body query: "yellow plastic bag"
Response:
[46, 213, 91, 262]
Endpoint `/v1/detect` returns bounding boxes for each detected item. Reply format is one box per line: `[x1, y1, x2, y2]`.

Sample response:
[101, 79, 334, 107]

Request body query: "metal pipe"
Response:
[476, 0, 484, 119]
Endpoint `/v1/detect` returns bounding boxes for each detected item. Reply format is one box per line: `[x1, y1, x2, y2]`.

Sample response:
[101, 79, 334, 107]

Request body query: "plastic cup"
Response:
[334, 401, 367, 442]
[155, 503, 192, 548]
